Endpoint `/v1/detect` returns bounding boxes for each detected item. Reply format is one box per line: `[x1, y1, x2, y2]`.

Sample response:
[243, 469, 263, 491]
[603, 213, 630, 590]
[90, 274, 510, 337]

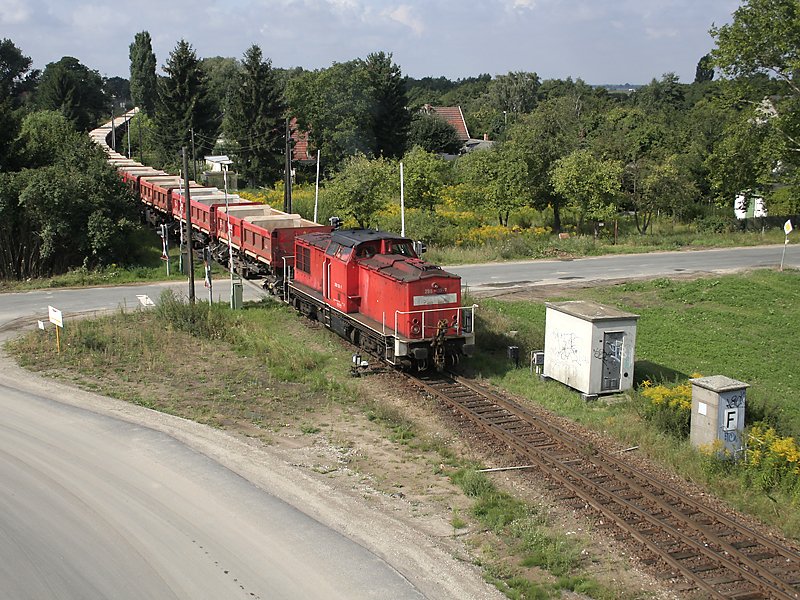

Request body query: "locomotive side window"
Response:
[356, 245, 376, 258]
[297, 246, 311, 273]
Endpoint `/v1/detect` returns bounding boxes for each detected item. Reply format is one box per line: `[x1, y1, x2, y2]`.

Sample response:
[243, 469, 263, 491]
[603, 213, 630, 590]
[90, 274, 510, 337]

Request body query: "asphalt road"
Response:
[0, 379, 426, 600]
[449, 244, 799, 292]
[0, 279, 266, 330]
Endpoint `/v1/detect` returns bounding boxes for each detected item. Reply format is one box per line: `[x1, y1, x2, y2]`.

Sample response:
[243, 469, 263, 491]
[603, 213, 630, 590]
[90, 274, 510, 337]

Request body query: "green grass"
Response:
[450, 466, 628, 599]
[466, 268, 800, 538]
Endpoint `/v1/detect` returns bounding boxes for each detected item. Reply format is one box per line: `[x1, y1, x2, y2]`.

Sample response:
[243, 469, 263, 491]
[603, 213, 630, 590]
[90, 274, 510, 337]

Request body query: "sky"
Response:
[1, 0, 741, 85]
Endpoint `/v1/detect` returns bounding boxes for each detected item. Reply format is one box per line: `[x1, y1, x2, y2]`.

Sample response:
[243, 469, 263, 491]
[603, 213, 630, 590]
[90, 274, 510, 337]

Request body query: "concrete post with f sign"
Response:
[689, 375, 749, 458]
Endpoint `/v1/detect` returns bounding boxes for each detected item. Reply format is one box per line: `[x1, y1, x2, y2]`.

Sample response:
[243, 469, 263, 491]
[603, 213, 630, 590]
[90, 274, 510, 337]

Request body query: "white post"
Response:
[314, 150, 321, 223]
[400, 161, 405, 237]
[224, 164, 234, 308]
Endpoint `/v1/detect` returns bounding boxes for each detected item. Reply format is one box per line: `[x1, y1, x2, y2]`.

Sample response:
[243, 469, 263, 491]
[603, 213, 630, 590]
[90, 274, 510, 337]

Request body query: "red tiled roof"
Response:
[423, 105, 470, 141]
[290, 117, 312, 162]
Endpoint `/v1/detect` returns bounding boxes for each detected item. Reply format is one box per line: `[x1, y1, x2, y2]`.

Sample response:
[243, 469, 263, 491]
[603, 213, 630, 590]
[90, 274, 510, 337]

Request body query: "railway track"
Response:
[411, 371, 800, 600]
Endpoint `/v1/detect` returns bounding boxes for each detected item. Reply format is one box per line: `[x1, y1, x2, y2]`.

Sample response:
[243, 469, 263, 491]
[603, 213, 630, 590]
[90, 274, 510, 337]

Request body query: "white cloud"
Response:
[511, 0, 536, 10]
[0, 0, 32, 25]
[386, 4, 424, 35]
[645, 26, 679, 39]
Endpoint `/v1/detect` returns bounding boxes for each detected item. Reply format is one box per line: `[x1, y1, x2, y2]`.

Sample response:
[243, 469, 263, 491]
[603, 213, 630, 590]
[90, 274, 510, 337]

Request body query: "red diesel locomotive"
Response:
[287, 228, 475, 370]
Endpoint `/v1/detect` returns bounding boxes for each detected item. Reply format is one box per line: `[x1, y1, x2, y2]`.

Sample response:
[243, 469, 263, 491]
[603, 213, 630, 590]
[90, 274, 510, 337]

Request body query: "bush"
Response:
[695, 214, 736, 233]
[638, 378, 692, 438]
[155, 289, 232, 340]
[743, 424, 800, 498]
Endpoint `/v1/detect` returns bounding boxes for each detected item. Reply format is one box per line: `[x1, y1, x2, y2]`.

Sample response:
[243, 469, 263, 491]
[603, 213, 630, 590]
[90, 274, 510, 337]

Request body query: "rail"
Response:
[410, 371, 800, 599]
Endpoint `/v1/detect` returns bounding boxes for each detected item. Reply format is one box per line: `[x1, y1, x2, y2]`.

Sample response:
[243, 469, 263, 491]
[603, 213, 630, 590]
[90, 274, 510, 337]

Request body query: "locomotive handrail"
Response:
[394, 304, 476, 341]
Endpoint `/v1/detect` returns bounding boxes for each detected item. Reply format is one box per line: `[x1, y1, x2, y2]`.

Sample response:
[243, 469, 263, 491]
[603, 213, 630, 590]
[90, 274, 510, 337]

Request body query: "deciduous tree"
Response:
[401, 146, 448, 211]
[552, 149, 623, 233]
[408, 112, 462, 154]
[285, 61, 373, 171]
[36, 57, 106, 132]
[324, 153, 397, 228]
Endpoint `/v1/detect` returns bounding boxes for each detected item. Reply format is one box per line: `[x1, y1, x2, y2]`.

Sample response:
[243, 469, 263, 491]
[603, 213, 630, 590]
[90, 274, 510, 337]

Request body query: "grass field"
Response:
[467, 268, 800, 537]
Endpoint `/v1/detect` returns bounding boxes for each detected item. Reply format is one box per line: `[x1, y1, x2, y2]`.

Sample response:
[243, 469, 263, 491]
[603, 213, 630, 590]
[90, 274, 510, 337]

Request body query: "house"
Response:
[290, 117, 315, 165]
[421, 104, 494, 154]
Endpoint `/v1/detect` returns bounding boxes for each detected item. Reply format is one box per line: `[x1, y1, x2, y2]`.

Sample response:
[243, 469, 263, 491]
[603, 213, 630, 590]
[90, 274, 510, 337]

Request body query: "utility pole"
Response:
[190, 127, 197, 182]
[127, 115, 131, 158]
[111, 102, 116, 151]
[182, 147, 195, 303]
[284, 117, 292, 214]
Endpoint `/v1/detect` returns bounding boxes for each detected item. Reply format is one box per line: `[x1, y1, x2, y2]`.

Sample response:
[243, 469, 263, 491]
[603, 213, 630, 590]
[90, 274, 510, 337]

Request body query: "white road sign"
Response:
[48, 305, 63, 328]
[136, 294, 155, 307]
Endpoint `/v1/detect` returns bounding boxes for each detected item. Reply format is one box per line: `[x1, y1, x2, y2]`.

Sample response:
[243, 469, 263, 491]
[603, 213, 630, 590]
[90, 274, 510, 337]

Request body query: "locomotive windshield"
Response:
[387, 241, 416, 257]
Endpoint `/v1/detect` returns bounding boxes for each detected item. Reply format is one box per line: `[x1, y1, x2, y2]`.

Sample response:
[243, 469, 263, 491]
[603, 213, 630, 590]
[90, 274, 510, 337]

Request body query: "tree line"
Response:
[0, 0, 798, 278]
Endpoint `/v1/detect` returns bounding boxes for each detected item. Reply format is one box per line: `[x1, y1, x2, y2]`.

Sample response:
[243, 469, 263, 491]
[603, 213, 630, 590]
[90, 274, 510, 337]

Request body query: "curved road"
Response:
[0, 379, 428, 600]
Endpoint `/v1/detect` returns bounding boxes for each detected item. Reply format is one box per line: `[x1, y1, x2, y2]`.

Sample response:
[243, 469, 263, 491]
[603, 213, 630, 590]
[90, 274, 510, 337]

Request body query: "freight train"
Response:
[90, 110, 475, 370]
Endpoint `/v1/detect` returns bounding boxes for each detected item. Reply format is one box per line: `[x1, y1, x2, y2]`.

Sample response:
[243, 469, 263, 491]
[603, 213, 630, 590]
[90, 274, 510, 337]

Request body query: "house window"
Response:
[296, 246, 311, 274]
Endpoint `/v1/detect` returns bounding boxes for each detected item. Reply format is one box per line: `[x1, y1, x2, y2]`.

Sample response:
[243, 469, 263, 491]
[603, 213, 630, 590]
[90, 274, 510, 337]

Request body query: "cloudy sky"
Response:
[2, 0, 740, 85]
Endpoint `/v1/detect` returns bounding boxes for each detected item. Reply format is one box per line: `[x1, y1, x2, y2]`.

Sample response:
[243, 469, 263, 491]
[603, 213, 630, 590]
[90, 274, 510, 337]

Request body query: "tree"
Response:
[154, 40, 219, 167]
[285, 61, 374, 171]
[504, 96, 586, 232]
[202, 56, 241, 116]
[0, 38, 38, 101]
[455, 145, 528, 226]
[408, 112, 462, 154]
[710, 0, 800, 206]
[695, 54, 715, 83]
[324, 154, 397, 228]
[224, 45, 285, 187]
[0, 39, 38, 169]
[642, 155, 698, 223]
[552, 149, 623, 233]
[711, 0, 800, 89]
[485, 71, 541, 115]
[401, 146, 448, 211]
[0, 111, 137, 279]
[36, 57, 106, 131]
[104, 77, 130, 107]
[365, 51, 410, 159]
[633, 73, 686, 113]
[129, 31, 158, 116]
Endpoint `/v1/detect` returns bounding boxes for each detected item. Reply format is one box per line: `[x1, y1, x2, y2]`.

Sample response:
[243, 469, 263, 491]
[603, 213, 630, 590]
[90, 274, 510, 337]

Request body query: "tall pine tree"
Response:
[224, 45, 285, 187]
[129, 31, 157, 116]
[365, 51, 410, 159]
[154, 40, 218, 167]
